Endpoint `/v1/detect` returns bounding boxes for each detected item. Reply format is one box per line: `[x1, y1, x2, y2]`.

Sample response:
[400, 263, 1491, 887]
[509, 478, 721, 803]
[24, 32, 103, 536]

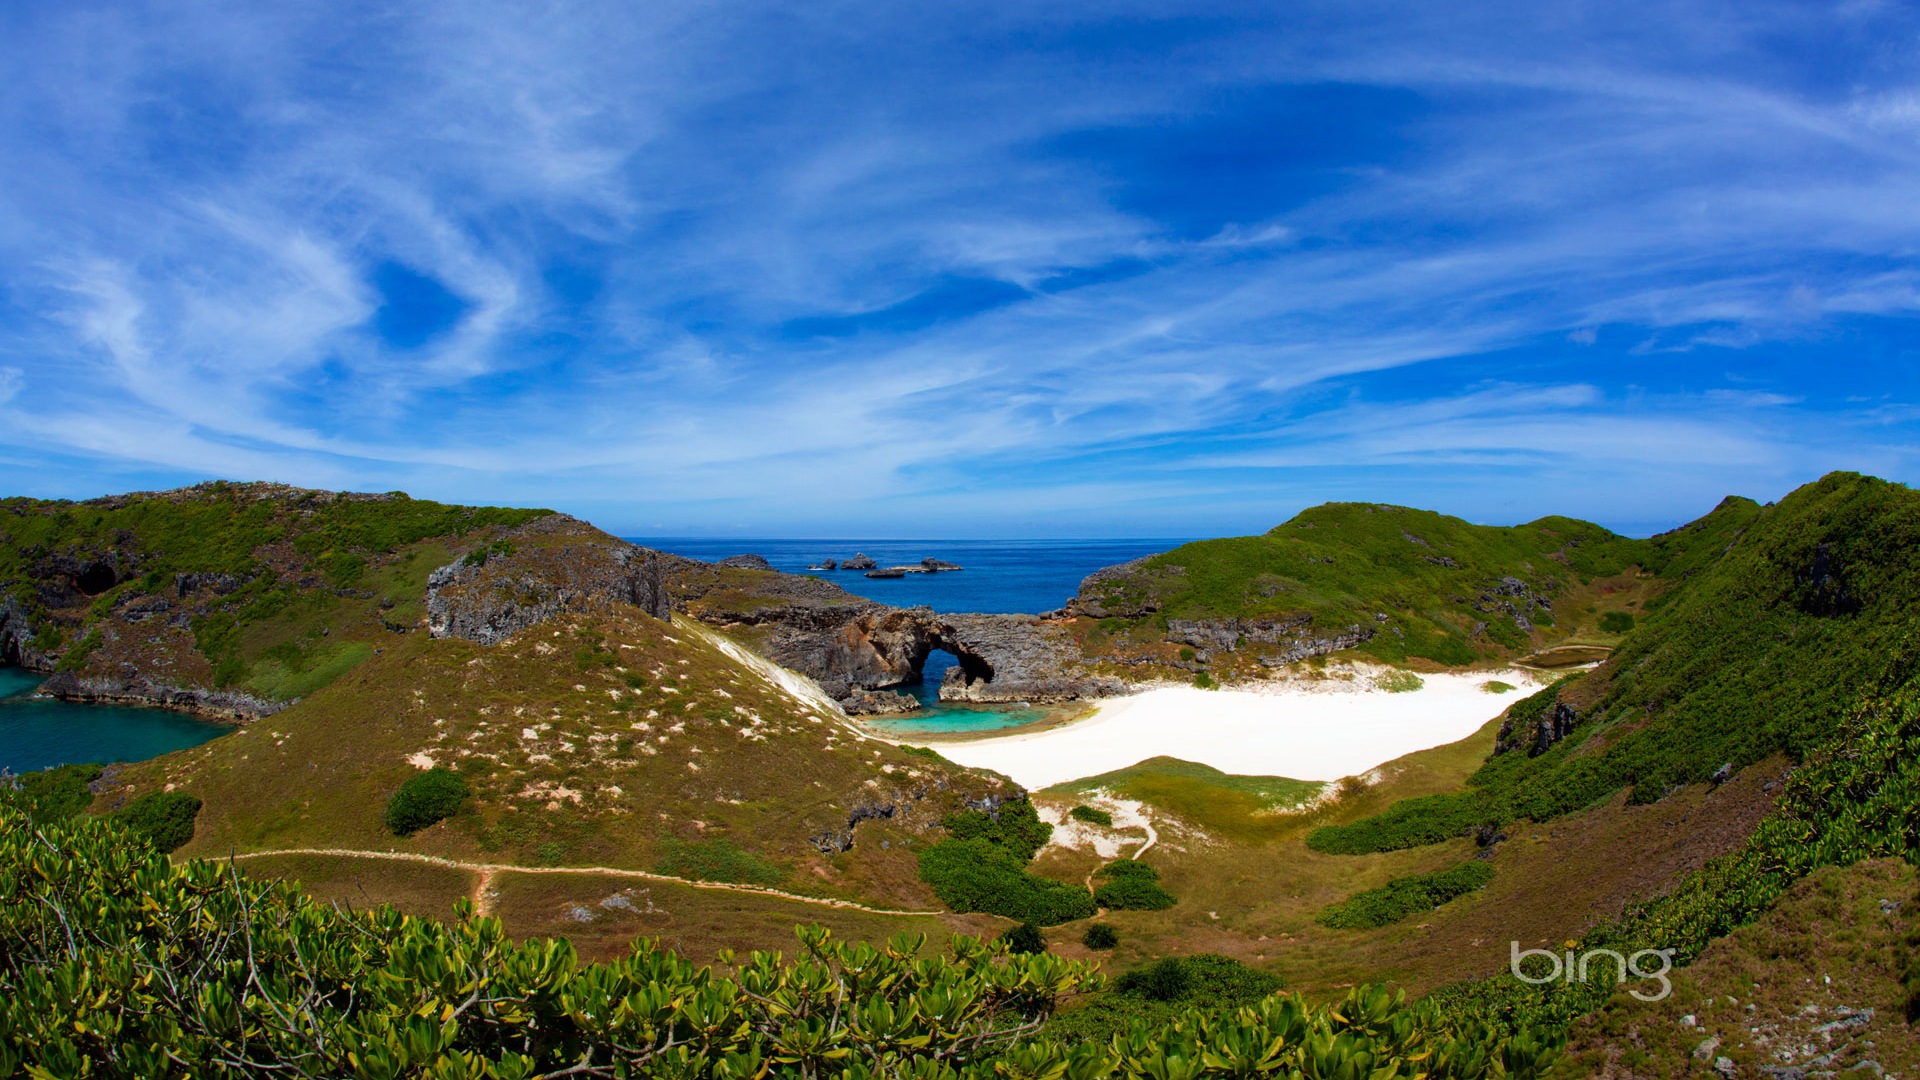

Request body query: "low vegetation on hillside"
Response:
[1316, 861, 1494, 930]
[0, 795, 1567, 1079]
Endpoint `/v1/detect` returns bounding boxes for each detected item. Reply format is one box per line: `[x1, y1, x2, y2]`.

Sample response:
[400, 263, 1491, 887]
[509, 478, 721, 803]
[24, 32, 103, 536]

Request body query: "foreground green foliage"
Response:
[385, 768, 471, 836]
[0, 803, 1564, 1078]
[1316, 862, 1494, 930]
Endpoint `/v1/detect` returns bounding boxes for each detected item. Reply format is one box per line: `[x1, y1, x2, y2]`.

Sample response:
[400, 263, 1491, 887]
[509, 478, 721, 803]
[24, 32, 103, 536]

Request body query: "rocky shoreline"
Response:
[31, 671, 281, 723]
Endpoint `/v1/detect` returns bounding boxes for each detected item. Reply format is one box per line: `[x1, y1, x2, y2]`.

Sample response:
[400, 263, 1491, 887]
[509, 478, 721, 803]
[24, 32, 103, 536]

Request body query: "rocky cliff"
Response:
[425, 515, 672, 644]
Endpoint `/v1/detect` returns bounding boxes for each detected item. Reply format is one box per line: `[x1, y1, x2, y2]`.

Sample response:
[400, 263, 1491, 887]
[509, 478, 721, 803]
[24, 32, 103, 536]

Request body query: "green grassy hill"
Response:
[1064, 492, 1759, 676]
[0, 482, 551, 711]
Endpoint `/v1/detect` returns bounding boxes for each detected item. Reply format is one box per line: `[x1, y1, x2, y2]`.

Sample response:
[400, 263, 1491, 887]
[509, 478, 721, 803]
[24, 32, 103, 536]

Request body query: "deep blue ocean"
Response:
[629, 537, 1185, 616]
[2, 538, 1183, 769]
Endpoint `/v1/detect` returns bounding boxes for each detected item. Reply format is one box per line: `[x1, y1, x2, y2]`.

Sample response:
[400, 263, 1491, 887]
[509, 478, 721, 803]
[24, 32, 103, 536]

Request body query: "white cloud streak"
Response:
[0, 0, 1916, 533]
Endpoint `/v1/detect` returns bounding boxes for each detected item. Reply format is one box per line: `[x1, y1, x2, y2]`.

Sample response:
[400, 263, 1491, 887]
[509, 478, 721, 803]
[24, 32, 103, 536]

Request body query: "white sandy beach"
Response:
[932, 668, 1544, 790]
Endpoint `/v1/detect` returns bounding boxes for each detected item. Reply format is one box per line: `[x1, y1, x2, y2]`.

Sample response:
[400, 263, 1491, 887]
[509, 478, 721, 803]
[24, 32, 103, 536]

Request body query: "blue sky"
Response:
[3, 1, 1919, 537]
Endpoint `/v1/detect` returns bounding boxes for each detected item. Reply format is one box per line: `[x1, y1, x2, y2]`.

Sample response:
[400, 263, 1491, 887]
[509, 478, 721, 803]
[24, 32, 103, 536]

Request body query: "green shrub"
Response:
[1000, 922, 1046, 955]
[653, 837, 783, 886]
[1050, 954, 1294, 1044]
[384, 768, 470, 836]
[1083, 923, 1119, 950]
[1193, 672, 1215, 689]
[917, 839, 1095, 925]
[1482, 680, 1517, 694]
[1069, 804, 1113, 827]
[942, 799, 1052, 860]
[1118, 957, 1191, 1002]
[1094, 860, 1177, 911]
[1316, 862, 1494, 929]
[1598, 610, 1635, 633]
[14, 764, 102, 823]
[110, 791, 202, 853]
[1177, 648, 1196, 662]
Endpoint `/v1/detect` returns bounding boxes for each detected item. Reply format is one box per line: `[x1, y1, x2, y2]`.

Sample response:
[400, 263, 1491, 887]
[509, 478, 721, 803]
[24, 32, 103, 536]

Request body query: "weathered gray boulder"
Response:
[842, 553, 878, 570]
[716, 554, 775, 571]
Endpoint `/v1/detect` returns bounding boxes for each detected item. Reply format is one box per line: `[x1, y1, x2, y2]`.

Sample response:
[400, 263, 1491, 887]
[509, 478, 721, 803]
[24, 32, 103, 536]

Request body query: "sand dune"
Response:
[932, 669, 1544, 789]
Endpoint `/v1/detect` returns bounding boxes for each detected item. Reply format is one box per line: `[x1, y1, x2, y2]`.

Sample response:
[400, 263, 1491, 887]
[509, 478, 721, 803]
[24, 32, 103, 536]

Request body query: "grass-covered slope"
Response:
[1044, 757, 1324, 841]
[1311, 472, 1920, 856]
[1065, 492, 1759, 674]
[103, 604, 1014, 907]
[0, 482, 550, 712]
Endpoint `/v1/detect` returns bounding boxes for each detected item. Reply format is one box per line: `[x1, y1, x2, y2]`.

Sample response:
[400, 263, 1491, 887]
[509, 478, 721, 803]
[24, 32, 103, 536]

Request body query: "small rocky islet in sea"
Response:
[800, 553, 964, 578]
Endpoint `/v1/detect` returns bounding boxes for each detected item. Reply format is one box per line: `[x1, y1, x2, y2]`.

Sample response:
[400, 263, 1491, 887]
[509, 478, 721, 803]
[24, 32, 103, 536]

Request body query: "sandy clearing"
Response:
[933, 668, 1544, 789]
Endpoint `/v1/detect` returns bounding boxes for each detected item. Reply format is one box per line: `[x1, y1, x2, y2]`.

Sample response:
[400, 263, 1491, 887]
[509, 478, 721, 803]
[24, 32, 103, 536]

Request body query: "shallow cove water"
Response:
[861, 650, 1055, 735]
[0, 667, 229, 774]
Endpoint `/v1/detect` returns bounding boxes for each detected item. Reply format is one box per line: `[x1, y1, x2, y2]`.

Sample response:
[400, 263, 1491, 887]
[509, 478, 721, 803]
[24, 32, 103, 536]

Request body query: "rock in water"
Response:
[841, 688, 922, 715]
[842, 553, 878, 570]
[921, 558, 963, 572]
[865, 568, 907, 578]
[716, 554, 774, 571]
[808, 559, 838, 571]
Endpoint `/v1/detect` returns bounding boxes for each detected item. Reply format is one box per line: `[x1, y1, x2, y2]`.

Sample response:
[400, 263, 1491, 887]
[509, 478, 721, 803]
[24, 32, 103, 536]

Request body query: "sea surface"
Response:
[634, 537, 1186, 736]
[628, 537, 1186, 615]
[0, 667, 229, 775]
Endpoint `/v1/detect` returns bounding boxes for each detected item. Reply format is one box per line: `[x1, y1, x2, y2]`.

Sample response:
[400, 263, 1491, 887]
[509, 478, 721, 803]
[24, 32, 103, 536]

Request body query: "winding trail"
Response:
[1130, 818, 1158, 860]
[223, 848, 945, 917]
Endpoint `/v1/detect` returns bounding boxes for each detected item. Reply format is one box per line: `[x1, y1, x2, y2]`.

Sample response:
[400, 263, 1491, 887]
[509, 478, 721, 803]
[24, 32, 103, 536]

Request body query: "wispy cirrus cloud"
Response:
[1, 0, 1918, 534]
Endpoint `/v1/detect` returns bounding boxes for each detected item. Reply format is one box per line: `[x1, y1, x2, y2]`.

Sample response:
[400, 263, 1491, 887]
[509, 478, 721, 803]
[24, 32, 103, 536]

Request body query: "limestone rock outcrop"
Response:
[426, 515, 673, 645]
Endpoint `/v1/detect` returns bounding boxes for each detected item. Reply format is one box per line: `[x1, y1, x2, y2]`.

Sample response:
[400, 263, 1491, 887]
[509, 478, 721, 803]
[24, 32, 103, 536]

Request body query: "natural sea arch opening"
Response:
[908, 648, 960, 706]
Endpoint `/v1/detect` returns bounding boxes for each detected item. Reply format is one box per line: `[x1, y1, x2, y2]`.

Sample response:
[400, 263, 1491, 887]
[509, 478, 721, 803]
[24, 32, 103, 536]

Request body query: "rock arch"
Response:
[792, 607, 1125, 707]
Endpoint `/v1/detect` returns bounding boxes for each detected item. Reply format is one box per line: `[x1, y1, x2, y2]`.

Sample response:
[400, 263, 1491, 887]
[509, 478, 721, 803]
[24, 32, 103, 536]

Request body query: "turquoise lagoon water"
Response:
[855, 650, 1058, 736]
[0, 667, 230, 774]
